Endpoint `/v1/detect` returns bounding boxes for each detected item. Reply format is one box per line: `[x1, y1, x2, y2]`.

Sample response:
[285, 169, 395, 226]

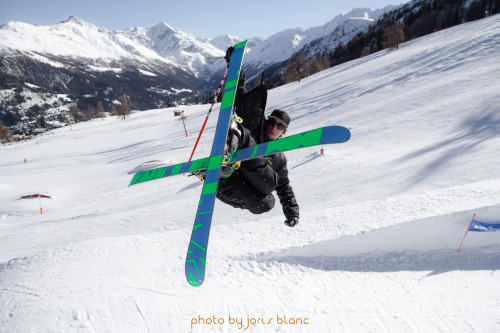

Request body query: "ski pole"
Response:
[188, 67, 229, 162]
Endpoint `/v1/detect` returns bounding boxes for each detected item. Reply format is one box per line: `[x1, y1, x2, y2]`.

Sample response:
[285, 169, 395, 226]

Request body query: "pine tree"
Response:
[116, 96, 130, 120]
[40, 115, 47, 128]
[85, 105, 96, 121]
[0, 120, 12, 140]
[69, 105, 82, 123]
[492, 0, 499, 14]
[383, 23, 405, 49]
[96, 101, 106, 117]
[281, 51, 306, 83]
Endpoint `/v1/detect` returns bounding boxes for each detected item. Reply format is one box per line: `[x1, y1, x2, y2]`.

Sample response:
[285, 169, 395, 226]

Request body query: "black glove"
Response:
[224, 46, 234, 63]
[284, 217, 299, 227]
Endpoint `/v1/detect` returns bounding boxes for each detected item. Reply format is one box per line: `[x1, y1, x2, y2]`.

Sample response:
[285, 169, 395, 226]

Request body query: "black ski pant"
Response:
[217, 172, 276, 214]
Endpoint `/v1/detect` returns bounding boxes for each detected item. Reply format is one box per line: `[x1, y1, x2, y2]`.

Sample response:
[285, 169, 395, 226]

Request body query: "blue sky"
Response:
[0, 0, 409, 38]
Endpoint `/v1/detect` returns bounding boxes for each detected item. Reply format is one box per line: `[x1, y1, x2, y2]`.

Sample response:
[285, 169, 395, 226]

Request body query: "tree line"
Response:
[69, 96, 131, 123]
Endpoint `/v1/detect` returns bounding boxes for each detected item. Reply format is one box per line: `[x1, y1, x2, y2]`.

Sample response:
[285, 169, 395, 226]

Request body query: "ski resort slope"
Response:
[1, 15, 500, 332]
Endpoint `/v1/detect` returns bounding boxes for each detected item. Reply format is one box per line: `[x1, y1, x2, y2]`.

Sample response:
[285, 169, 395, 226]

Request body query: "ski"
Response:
[128, 125, 351, 187]
[185, 41, 247, 287]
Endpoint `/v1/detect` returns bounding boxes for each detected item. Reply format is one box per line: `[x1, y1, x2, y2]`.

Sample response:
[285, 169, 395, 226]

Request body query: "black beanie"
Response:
[269, 109, 291, 127]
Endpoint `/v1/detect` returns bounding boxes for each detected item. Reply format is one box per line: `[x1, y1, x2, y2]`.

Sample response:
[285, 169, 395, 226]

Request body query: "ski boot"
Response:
[189, 116, 243, 184]
[221, 116, 243, 176]
[220, 161, 240, 179]
[223, 116, 242, 161]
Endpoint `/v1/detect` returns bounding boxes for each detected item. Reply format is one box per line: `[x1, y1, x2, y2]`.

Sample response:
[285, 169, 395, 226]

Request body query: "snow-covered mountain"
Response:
[0, 17, 227, 130]
[123, 22, 226, 78]
[0, 7, 393, 129]
[208, 34, 245, 52]
[0, 7, 395, 80]
[241, 7, 394, 77]
[0, 16, 224, 77]
[300, 7, 392, 57]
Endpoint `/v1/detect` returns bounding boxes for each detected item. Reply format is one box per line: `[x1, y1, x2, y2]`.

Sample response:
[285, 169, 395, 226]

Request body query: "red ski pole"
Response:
[188, 67, 229, 162]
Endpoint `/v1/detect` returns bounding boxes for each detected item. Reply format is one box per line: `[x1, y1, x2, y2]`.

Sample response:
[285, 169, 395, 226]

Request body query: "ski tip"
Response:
[233, 40, 248, 50]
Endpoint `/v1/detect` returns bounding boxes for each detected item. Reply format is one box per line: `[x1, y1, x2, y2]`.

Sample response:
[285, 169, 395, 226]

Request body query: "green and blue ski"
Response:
[129, 125, 351, 187]
[185, 41, 247, 287]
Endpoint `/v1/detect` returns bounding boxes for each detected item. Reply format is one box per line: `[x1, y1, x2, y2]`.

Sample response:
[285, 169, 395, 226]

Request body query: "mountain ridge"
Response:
[0, 6, 394, 131]
[0, 7, 391, 77]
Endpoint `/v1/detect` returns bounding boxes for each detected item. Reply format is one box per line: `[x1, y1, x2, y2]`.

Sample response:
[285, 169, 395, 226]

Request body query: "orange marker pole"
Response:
[458, 214, 476, 252]
[38, 194, 43, 214]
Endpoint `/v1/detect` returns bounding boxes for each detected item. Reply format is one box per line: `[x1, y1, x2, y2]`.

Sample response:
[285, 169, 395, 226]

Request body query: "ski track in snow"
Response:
[1, 15, 500, 332]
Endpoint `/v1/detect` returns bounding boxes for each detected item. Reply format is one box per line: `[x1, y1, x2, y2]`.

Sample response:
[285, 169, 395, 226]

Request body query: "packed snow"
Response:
[1, 15, 500, 332]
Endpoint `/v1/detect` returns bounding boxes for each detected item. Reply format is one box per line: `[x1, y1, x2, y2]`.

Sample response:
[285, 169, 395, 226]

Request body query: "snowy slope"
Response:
[1, 15, 500, 332]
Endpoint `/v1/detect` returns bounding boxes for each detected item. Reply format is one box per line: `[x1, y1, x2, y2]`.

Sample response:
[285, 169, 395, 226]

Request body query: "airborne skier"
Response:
[128, 41, 349, 286]
[217, 47, 300, 227]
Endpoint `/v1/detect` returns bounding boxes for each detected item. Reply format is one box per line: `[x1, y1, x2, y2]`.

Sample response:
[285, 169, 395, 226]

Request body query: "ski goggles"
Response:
[267, 117, 287, 131]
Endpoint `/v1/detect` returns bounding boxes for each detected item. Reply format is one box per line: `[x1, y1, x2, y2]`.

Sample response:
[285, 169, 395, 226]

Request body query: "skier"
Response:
[216, 47, 300, 227]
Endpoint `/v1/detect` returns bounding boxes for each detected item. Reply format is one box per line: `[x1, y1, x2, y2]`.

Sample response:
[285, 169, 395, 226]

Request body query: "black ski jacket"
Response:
[232, 73, 299, 220]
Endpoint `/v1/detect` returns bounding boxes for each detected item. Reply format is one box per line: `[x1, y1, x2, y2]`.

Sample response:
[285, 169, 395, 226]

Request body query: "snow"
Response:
[1, 15, 500, 332]
[208, 34, 244, 51]
[138, 69, 157, 77]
